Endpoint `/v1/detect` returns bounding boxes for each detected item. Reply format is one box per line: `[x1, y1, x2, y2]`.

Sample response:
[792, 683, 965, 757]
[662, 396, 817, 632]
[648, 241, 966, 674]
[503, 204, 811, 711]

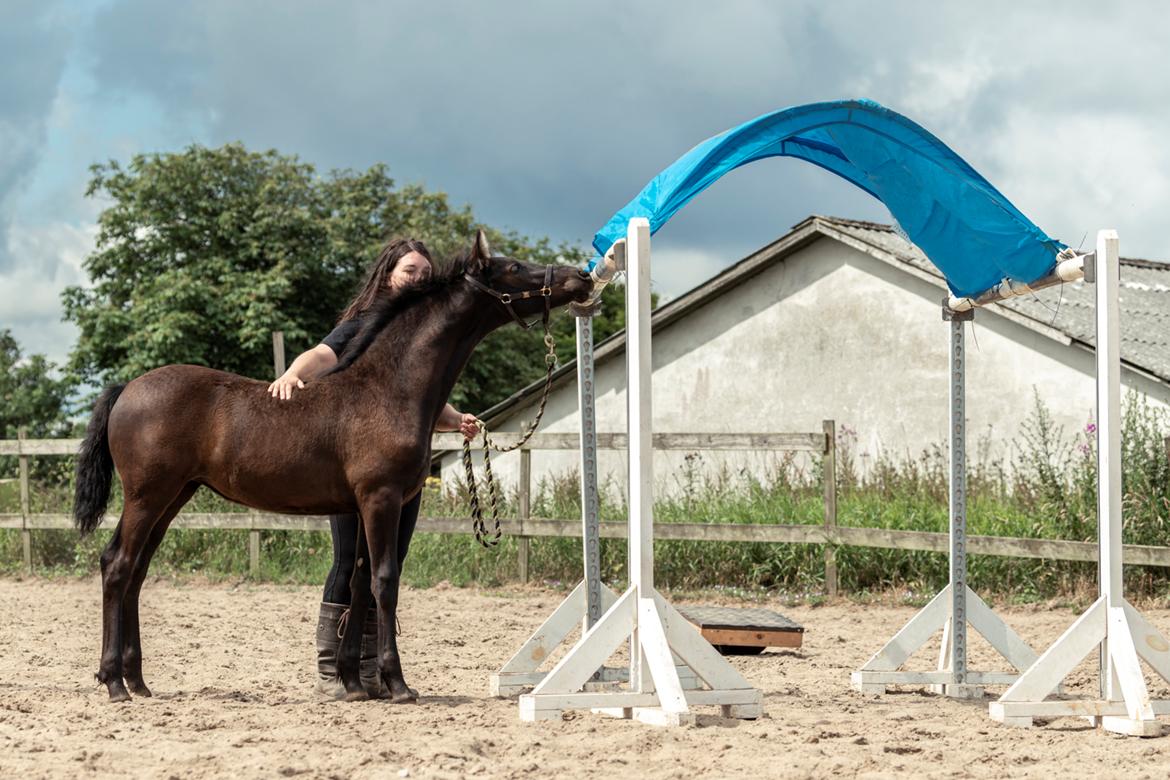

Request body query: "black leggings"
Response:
[322, 492, 422, 605]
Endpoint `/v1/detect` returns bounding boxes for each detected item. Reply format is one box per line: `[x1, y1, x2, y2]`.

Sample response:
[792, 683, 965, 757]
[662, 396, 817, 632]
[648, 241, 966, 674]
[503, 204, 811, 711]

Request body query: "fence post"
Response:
[249, 524, 261, 577]
[18, 428, 31, 573]
[822, 420, 838, 597]
[272, 331, 286, 378]
[518, 448, 531, 584]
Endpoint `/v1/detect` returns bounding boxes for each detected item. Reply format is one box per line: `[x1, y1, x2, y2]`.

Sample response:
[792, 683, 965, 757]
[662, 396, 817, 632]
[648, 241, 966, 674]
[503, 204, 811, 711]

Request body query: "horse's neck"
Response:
[360, 285, 499, 419]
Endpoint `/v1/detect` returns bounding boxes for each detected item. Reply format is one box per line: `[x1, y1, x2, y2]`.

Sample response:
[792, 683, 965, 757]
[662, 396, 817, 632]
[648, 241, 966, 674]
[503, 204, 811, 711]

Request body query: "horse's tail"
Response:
[73, 384, 126, 536]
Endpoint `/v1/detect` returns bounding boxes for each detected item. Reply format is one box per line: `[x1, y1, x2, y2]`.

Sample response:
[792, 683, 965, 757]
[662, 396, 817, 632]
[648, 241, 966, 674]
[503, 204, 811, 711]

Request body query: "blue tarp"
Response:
[591, 99, 1064, 298]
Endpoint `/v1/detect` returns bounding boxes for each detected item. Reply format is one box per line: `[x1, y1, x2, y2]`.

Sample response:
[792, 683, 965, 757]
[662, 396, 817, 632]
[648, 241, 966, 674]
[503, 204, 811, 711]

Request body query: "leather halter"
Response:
[463, 263, 554, 331]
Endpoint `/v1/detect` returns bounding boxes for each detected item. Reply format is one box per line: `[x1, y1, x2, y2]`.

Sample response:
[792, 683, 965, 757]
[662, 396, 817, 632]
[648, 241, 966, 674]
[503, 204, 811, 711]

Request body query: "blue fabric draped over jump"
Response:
[591, 99, 1064, 298]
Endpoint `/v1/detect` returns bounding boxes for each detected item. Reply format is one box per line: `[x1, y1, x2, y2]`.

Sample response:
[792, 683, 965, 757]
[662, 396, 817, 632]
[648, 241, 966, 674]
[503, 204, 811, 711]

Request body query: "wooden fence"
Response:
[6, 428, 1170, 591]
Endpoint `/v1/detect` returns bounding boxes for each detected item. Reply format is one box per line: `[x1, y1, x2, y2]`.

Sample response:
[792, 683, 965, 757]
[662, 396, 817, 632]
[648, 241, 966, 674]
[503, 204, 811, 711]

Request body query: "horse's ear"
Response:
[472, 229, 492, 270]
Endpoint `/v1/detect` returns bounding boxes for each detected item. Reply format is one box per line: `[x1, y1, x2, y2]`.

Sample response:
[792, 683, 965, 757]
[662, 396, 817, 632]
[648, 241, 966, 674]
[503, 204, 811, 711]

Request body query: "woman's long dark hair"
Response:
[338, 238, 434, 323]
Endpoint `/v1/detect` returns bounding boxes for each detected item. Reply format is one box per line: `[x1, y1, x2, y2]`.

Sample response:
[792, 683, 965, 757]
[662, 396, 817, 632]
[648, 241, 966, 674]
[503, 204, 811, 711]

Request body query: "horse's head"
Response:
[463, 230, 594, 328]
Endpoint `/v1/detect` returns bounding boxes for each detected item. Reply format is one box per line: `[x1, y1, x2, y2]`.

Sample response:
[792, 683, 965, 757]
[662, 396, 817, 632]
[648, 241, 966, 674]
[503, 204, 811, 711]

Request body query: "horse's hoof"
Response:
[107, 683, 132, 703]
[126, 680, 152, 697]
[344, 688, 370, 702]
[366, 685, 391, 700]
[390, 688, 418, 704]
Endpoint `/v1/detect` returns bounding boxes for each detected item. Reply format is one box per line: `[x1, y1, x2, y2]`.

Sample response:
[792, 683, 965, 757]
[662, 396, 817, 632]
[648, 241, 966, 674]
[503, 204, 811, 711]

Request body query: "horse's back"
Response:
[111, 364, 257, 426]
[107, 364, 356, 511]
[108, 365, 264, 472]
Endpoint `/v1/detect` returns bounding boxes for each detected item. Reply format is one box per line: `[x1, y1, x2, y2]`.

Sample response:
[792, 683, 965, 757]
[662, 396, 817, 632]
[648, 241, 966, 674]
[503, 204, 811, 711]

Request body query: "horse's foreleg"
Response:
[121, 482, 197, 697]
[360, 488, 415, 704]
[337, 526, 372, 701]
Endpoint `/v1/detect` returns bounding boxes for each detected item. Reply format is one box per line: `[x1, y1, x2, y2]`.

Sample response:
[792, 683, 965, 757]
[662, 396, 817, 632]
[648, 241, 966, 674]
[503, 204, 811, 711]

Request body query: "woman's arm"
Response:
[267, 344, 339, 400]
[436, 403, 480, 440]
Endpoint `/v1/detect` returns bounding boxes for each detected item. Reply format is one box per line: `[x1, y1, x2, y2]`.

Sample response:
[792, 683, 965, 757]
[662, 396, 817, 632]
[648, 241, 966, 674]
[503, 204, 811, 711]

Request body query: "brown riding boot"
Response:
[314, 602, 347, 699]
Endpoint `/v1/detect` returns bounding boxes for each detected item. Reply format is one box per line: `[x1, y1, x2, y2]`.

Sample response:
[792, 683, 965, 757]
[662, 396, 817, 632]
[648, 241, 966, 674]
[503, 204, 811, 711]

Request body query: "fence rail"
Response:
[6, 429, 1165, 586]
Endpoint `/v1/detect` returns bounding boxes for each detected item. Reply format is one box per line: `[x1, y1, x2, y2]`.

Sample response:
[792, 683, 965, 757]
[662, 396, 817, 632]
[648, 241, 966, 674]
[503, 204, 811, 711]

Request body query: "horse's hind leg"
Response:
[121, 482, 198, 696]
[97, 483, 187, 702]
[97, 527, 124, 693]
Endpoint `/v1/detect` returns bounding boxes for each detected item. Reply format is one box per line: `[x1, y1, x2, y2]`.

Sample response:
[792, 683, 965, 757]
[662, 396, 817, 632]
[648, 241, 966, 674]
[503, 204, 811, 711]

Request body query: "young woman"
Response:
[267, 238, 479, 697]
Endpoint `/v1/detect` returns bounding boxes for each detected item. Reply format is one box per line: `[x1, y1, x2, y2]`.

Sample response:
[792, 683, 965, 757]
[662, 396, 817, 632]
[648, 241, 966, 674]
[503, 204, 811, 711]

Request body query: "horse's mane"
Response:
[326, 252, 474, 375]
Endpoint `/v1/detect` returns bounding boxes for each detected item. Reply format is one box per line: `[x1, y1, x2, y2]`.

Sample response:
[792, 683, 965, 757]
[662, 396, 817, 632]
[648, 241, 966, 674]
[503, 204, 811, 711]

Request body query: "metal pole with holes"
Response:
[948, 314, 971, 686]
[576, 312, 603, 627]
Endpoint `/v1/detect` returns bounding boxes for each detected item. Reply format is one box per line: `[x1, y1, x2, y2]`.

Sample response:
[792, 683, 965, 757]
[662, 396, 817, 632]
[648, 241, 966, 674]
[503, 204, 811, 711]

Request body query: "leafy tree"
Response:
[0, 330, 74, 485]
[62, 143, 627, 412]
[0, 329, 72, 440]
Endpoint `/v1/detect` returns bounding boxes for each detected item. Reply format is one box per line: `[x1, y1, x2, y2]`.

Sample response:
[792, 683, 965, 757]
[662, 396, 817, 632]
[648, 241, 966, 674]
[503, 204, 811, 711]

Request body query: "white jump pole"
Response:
[851, 309, 1039, 696]
[518, 218, 763, 725]
[990, 230, 1170, 735]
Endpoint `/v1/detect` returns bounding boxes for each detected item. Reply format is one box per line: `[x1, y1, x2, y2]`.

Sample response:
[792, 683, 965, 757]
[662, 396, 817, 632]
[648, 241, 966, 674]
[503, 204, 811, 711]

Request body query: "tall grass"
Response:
[2, 395, 1167, 600]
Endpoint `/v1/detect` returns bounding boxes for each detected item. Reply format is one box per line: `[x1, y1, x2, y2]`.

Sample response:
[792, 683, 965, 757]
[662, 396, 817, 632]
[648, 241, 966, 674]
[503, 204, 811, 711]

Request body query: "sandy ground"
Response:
[2, 578, 1170, 779]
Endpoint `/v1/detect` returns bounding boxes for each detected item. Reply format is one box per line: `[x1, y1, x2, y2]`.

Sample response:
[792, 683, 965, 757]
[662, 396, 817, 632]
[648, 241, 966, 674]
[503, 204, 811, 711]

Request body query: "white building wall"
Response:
[440, 238, 1169, 500]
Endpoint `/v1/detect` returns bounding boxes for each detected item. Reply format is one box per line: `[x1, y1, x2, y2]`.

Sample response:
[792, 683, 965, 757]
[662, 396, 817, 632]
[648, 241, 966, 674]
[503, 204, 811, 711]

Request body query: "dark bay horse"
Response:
[72, 230, 594, 703]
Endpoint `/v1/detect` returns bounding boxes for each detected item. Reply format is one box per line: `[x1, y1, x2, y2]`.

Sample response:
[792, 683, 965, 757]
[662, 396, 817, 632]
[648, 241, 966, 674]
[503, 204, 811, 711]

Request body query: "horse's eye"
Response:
[509, 263, 521, 274]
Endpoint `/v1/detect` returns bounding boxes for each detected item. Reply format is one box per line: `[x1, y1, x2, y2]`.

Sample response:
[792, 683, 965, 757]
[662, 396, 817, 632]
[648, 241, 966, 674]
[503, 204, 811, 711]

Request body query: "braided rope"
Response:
[482, 332, 557, 454]
[464, 329, 558, 548]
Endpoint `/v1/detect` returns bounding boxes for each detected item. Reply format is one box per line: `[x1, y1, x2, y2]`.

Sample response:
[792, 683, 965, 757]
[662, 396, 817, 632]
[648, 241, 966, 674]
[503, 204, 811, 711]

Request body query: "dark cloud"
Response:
[0, 0, 71, 272]
[83, 1, 899, 256]
[2, 0, 1168, 340]
[79, 0, 1170, 275]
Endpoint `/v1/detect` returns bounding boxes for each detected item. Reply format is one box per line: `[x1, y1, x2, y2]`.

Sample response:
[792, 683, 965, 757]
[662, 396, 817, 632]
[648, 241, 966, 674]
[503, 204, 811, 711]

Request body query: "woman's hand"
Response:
[268, 370, 305, 400]
[266, 345, 338, 401]
[458, 413, 481, 441]
[437, 404, 480, 439]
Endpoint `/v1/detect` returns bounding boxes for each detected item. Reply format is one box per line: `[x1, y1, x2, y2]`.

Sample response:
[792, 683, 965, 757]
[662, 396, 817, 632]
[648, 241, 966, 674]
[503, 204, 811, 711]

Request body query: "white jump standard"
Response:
[517, 218, 764, 725]
[989, 231, 1170, 736]
[489, 264, 622, 698]
[491, 238, 700, 699]
[851, 307, 1039, 698]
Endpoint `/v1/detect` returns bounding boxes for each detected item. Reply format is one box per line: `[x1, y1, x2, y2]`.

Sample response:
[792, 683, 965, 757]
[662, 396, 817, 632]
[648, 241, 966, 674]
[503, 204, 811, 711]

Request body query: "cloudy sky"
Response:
[3, 1, 1170, 364]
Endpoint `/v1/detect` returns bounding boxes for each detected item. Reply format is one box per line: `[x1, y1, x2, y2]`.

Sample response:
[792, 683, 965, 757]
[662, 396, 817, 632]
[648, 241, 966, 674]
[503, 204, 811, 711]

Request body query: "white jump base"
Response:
[851, 584, 1037, 699]
[489, 581, 626, 697]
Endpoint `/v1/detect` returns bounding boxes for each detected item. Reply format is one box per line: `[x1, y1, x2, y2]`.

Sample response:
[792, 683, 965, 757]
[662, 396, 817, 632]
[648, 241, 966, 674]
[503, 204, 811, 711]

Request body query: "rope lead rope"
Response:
[464, 328, 559, 548]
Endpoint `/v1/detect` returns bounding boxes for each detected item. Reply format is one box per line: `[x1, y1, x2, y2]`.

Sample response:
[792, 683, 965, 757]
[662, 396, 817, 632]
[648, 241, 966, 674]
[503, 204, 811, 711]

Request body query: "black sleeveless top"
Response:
[320, 316, 364, 357]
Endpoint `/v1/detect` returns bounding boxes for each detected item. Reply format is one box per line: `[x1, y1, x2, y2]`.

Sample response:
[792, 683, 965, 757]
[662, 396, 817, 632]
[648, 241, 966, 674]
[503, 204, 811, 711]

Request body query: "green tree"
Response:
[0, 329, 72, 440]
[62, 143, 626, 412]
